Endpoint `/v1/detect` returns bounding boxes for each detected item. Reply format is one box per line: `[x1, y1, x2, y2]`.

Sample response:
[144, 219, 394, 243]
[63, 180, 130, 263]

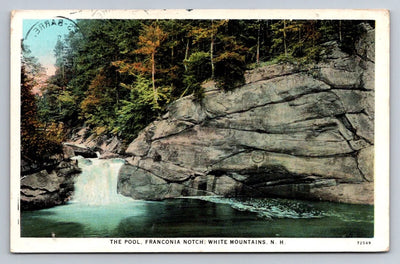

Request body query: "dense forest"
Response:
[21, 19, 373, 162]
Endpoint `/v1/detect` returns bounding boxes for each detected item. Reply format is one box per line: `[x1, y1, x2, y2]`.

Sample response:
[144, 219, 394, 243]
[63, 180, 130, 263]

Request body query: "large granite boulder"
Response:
[20, 160, 81, 210]
[66, 126, 126, 158]
[118, 24, 375, 205]
[63, 143, 98, 158]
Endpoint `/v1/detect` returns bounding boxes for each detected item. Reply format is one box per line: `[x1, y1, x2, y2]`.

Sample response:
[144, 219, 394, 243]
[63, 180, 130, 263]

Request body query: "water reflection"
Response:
[22, 200, 149, 237]
[21, 216, 85, 237]
[22, 198, 373, 238]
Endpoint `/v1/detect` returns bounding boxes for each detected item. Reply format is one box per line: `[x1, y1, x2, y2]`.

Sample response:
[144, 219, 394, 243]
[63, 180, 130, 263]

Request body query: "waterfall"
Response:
[72, 158, 131, 205]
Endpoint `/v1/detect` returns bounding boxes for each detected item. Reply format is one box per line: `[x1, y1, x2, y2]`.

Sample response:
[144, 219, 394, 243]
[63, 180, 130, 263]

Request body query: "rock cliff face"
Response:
[118, 24, 375, 205]
[20, 159, 81, 210]
[65, 127, 125, 159]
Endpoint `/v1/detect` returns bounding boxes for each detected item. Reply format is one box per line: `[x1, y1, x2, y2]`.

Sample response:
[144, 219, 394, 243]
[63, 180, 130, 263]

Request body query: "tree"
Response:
[270, 20, 323, 63]
[133, 22, 168, 107]
[21, 65, 40, 160]
[21, 43, 44, 77]
[188, 20, 247, 91]
[31, 19, 373, 144]
[112, 75, 156, 139]
[38, 34, 80, 125]
[182, 51, 210, 99]
[21, 66, 64, 162]
[80, 69, 117, 135]
[53, 38, 68, 88]
[190, 20, 228, 80]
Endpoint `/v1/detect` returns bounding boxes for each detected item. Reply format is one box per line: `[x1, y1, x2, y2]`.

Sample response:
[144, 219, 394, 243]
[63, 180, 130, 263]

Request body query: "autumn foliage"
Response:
[21, 66, 65, 162]
[24, 19, 372, 146]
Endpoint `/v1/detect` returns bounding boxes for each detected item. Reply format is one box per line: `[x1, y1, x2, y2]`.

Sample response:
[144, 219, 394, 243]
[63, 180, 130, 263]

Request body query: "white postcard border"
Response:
[10, 9, 390, 253]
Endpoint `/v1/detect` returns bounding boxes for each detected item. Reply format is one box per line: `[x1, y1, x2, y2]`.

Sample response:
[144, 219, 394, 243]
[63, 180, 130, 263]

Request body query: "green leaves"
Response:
[28, 19, 372, 145]
[268, 20, 369, 65]
[21, 66, 65, 162]
[112, 75, 157, 139]
[183, 51, 211, 99]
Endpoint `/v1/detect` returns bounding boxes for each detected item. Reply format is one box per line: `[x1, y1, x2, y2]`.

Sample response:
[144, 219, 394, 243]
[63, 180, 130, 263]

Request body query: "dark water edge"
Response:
[21, 197, 374, 238]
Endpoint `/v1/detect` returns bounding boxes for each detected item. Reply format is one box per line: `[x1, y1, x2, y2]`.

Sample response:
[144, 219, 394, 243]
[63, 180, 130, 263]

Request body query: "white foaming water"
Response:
[72, 157, 132, 205]
[197, 196, 324, 219]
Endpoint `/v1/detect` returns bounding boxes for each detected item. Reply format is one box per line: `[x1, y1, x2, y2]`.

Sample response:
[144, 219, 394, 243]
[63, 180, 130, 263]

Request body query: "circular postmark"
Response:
[251, 151, 265, 163]
[22, 17, 84, 76]
[24, 16, 81, 41]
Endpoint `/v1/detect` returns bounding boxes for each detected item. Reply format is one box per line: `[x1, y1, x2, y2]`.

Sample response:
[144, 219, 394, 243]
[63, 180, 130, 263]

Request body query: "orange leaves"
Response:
[111, 60, 128, 73]
[89, 72, 107, 90]
[132, 62, 151, 75]
[190, 27, 209, 44]
[190, 20, 228, 44]
[80, 71, 111, 114]
[135, 23, 168, 56]
[80, 94, 100, 113]
[43, 122, 66, 146]
[113, 22, 167, 78]
[112, 61, 149, 75]
[214, 51, 245, 63]
[114, 22, 168, 108]
[21, 67, 65, 160]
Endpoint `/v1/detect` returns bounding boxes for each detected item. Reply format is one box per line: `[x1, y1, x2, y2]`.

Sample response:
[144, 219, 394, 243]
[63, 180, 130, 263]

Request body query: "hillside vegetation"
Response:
[21, 19, 373, 162]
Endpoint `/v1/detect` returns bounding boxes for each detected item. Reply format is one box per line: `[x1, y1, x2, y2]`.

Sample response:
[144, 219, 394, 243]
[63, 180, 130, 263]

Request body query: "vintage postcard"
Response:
[10, 9, 389, 253]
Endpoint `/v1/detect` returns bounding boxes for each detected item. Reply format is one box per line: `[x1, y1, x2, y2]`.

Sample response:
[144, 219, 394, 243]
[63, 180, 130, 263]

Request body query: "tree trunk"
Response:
[211, 20, 215, 79]
[115, 73, 119, 107]
[61, 63, 65, 89]
[151, 52, 157, 104]
[184, 39, 189, 71]
[256, 20, 260, 65]
[115, 56, 119, 107]
[283, 20, 287, 57]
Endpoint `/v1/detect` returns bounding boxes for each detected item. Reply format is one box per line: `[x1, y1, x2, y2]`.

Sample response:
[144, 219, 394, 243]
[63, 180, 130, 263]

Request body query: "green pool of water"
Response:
[21, 197, 373, 238]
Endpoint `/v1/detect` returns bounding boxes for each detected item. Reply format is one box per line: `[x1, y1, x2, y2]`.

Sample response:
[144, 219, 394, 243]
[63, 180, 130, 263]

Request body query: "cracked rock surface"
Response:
[20, 160, 81, 210]
[118, 24, 375, 205]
